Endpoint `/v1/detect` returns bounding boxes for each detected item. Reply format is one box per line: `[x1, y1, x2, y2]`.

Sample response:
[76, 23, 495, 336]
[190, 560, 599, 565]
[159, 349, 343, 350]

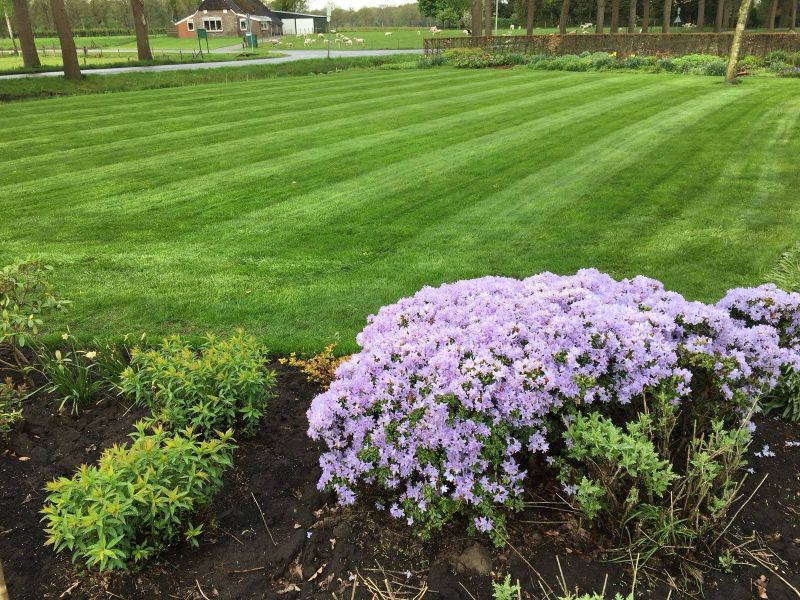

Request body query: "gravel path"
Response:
[0, 49, 422, 79]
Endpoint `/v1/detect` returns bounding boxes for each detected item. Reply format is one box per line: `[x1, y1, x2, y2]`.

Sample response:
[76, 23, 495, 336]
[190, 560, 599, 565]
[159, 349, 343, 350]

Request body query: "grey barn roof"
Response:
[196, 0, 281, 22]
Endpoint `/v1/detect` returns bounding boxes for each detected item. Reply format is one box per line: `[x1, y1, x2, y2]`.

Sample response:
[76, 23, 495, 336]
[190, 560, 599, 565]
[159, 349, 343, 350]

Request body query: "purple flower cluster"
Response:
[717, 284, 800, 353]
[307, 270, 800, 539]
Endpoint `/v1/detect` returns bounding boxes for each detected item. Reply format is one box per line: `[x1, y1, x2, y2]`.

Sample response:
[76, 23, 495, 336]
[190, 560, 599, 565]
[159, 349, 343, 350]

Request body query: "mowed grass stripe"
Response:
[0, 70, 494, 151]
[2, 70, 798, 351]
[2, 71, 576, 182]
[0, 73, 623, 208]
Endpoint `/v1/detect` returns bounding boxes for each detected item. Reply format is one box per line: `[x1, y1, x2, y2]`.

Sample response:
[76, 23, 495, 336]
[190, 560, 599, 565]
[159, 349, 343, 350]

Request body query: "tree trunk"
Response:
[767, 0, 777, 28]
[779, 0, 789, 26]
[484, 0, 491, 36]
[559, 0, 570, 33]
[471, 0, 481, 37]
[596, 0, 605, 31]
[526, 0, 534, 35]
[610, 0, 620, 30]
[10, 0, 38, 67]
[49, 0, 80, 80]
[791, 0, 797, 29]
[130, 0, 152, 60]
[628, 0, 636, 31]
[714, 0, 725, 31]
[697, 0, 705, 28]
[726, 0, 752, 82]
[662, 0, 671, 31]
[641, 0, 650, 29]
[2, 1, 19, 55]
[724, 0, 734, 28]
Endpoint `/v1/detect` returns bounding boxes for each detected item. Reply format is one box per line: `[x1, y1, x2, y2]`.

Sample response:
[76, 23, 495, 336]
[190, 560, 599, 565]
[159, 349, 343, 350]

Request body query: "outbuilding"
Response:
[172, 0, 328, 38]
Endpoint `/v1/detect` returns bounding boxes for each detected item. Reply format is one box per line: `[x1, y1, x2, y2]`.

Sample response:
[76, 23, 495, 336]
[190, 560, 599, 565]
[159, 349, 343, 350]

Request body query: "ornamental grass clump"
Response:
[308, 270, 800, 547]
[41, 422, 235, 571]
[119, 330, 274, 436]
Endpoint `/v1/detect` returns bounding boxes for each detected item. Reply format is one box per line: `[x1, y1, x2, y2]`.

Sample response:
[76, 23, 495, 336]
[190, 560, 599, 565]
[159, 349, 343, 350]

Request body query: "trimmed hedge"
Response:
[425, 32, 800, 59]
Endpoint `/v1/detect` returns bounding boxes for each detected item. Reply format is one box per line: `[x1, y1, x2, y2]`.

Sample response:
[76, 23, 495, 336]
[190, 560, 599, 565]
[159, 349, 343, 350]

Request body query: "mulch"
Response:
[1, 363, 798, 599]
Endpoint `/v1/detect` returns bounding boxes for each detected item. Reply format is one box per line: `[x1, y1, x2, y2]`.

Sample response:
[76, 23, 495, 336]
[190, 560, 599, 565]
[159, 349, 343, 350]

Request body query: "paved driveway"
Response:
[0, 49, 423, 79]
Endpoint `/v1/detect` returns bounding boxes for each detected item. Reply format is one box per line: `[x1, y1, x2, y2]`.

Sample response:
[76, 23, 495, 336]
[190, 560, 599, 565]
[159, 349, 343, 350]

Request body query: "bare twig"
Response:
[745, 548, 800, 597]
[195, 579, 211, 600]
[251, 491, 277, 546]
[712, 473, 768, 546]
[226, 566, 265, 574]
[57, 580, 80, 599]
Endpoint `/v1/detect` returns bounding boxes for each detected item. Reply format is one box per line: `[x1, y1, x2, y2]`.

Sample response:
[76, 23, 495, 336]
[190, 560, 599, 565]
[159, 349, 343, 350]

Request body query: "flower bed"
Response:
[308, 270, 800, 545]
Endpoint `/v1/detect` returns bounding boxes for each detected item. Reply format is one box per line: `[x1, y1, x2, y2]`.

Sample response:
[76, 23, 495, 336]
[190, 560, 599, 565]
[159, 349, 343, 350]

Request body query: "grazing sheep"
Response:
[417, 30, 421, 35]
[510, 24, 515, 30]
[303, 37, 313, 46]
[345, 38, 353, 46]
[384, 31, 392, 36]
[334, 38, 342, 47]
[355, 37, 365, 46]
[286, 42, 293, 47]
[318, 33, 325, 38]
[579, 22, 593, 31]
[462, 29, 469, 35]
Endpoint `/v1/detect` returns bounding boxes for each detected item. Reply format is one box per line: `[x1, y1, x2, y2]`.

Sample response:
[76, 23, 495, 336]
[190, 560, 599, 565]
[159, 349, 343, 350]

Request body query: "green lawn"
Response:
[2, 68, 799, 353]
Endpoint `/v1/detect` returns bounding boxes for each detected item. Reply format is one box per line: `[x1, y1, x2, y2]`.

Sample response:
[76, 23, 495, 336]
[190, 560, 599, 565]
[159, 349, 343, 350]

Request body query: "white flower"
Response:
[84, 351, 97, 360]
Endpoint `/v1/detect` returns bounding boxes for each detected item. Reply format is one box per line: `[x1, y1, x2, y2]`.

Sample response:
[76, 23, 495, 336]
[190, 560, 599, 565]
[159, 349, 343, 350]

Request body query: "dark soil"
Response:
[1, 364, 798, 600]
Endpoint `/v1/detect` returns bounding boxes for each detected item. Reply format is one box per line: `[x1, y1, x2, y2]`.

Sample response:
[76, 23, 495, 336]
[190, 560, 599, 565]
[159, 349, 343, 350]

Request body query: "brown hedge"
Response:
[424, 32, 800, 58]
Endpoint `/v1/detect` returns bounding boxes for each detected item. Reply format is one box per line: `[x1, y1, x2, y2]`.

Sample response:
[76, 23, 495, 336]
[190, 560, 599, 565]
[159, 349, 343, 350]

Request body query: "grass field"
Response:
[2, 68, 799, 352]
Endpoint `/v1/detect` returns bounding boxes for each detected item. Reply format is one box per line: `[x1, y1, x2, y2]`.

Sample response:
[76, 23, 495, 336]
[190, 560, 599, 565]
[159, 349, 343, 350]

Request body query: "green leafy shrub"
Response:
[702, 60, 727, 76]
[119, 331, 274, 436]
[557, 390, 752, 569]
[622, 55, 649, 69]
[39, 332, 103, 415]
[737, 54, 762, 70]
[588, 52, 616, 69]
[1, 376, 27, 442]
[41, 422, 236, 570]
[0, 259, 70, 371]
[765, 49, 790, 65]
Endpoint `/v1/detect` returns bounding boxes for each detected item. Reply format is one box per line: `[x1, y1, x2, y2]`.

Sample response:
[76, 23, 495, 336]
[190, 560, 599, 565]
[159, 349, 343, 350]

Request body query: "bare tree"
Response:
[610, 0, 620, 31]
[641, 0, 650, 30]
[662, 0, 671, 31]
[526, 0, 534, 35]
[2, 0, 19, 55]
[726, 0, 752, 82]
[49, 0, 80, 80]
[10, 0, 38, 67]
[596, 0, 605, 31]
[559, 0, 570, 33]
[471, 0, 481, 37]
[628, 0, 636, 31]
[130, 0, 153, 60]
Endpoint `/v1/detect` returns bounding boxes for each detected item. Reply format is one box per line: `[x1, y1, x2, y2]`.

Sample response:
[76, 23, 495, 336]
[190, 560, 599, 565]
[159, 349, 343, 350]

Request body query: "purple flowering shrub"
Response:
[308, 270, 800, 544]
[718, 284, 800, 421]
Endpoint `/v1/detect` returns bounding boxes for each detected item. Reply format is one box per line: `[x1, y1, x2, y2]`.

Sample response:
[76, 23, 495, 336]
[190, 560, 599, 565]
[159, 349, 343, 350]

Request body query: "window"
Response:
[240, 19, 247, 30]
[203, 17, 223, 31]
[187, 21, 194, 31]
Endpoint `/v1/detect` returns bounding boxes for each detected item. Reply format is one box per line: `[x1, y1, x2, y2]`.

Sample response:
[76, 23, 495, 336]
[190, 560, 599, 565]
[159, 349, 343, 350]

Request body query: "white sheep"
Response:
[345, 38, 353, 46]
[462, 29, 469, 35]
[303, 37, 313, 46]
[417, 30, 421, 35]
[355, 37, 365, 46]
[385, 31, 393, 36]
[318, 33, 325, 38]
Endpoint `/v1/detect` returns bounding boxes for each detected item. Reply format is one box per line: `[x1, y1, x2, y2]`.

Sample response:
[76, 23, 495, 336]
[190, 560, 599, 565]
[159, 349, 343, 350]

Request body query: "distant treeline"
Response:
[0, 0, 792, 36]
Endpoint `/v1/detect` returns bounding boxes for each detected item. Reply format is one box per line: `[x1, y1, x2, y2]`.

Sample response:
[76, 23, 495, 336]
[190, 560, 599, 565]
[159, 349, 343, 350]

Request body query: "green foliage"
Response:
[558, 389, 753, 572]
[119, 331, 274, 436]
[0, 259, 70, 369]
[39, 333, 103, 415]
[493, 574, 522, 600]
[762, 244, 800, 421]
[0, 376, 27, 442]
[765, 50, 790, 65]
[41, 422, 236, 571]
[718, 548, 736, 573]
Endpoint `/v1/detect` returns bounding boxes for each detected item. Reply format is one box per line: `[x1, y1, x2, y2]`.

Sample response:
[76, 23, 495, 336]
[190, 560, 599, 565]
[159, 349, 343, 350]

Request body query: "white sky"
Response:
[307, 0, 416, 11]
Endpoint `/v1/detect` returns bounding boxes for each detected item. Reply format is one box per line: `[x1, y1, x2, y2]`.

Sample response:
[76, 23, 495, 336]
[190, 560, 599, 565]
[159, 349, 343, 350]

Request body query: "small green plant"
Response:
[0, 259, 70, 371]
[769, 243, 800, 292]
[41, 422, 236, 571]
[39, 332, 103, 415]
[492, 574, 521, 600]
[119, 330, 274, 436]
[0, 376, 27, 442]
[718, 548, 736, 573]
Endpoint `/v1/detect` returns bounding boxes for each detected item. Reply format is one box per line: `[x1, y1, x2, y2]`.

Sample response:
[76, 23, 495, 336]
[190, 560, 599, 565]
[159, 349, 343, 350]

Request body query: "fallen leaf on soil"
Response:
[330, 538, 336, 550]
[308, 563, 326, 582]
[18, 456, 30, 461]
[755, 574, 768, 598]
[293, 522, 301, 529]
[289, 559, 302, 580]
[276, 584, 301, 594]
